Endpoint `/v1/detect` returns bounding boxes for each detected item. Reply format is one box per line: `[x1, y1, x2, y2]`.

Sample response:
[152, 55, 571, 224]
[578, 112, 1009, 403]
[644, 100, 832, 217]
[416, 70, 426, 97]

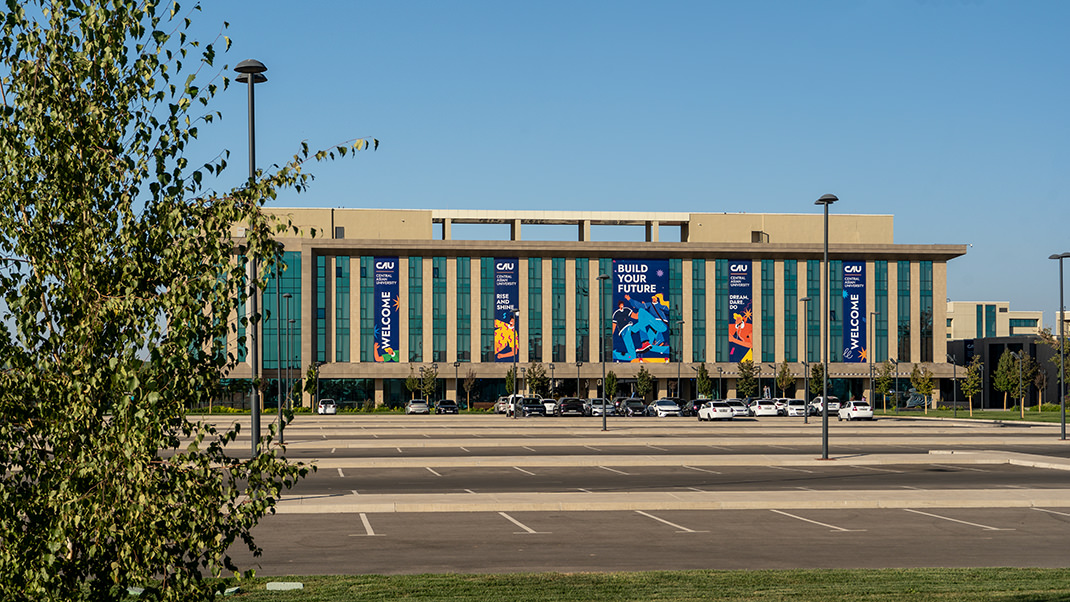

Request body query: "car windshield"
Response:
[711, 402, 729, 408]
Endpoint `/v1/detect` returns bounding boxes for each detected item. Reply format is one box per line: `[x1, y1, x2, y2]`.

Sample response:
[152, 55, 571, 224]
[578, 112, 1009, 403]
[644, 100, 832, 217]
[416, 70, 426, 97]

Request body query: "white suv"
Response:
[809, 396, 841, 415]
[316, 398, 337, 415]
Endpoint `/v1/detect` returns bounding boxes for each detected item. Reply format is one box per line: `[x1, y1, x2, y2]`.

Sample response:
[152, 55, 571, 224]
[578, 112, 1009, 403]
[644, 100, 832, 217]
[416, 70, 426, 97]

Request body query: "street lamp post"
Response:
[801, 360, 809, 424]
[576, 361, 583, 398]
[287, 318, 295, 406]
[235, 58, 267, 456]
[1051, 252, 1069, 440]
[768, 363, 777, 398]
[799, 296, 813, 423]
[453, 361, 460, 402]
[548, 363, 555, 398]
[519, 367, 526, 398]
[280, 292, 292, 445]
[717, 367, 723, 400]
[511, 308, 519, 418]
[890, 358, 899, 413]
[869, 310, 880, 407]
[282, 293, 293, 406]
[815, 193, 838, 460]
[947, 354, 957, 418]
[598, 272, 611, 431]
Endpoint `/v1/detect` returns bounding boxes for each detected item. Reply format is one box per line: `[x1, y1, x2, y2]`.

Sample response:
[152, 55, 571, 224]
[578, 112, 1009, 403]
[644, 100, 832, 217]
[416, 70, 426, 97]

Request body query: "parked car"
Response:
[617, 398, 647, 417]
[405, 399, 430, 415]
[434, 399, 459, 414]
[587, 398, 616, 416]
[773, 398, 790, 416]
[646, 398, 682, 417]
[494, 396, 511, 414]
[504, 395, 525, 416]
[725, 398, 752, 418]
[752, 399, 779, 417]
[316, 398, 337, 415]
[838, 400, 875, 421]
[515, 397, 547, 417]
[809, 396, 841, 415]
[698, 401, 734, 421]
[554, 397, 586, 416]
[679, 399, 703, 417]
[542, 398, 558, 414]
[786, 399, 808, 417]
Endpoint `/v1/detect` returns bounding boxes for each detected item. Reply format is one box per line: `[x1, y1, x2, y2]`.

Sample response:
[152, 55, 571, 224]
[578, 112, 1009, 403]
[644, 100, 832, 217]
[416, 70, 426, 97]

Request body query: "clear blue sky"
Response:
[192, 1, 1069, 326]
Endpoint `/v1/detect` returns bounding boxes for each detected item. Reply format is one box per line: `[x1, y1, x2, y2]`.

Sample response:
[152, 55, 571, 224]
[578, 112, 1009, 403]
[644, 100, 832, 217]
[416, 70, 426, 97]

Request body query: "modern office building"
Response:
[945, 301, 1044, 340]
[226, 208, 967, 408]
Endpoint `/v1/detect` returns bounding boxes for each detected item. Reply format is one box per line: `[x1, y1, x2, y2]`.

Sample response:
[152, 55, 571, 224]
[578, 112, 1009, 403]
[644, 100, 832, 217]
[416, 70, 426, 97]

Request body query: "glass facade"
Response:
[829, 260, 843, 362]
[715, 259, 729, 363]
[480, 258, 494, 362]
[359, 256, 373, 362]
[575, 258, 589, 362]
[897, 261, 911, 362]
[599, 258, 612, 362]
[432, 256, 447, 363]
[806, 260, 821, 363]
[761, 259, 775, 363]
[920, 260, 933, 362]
[985, 304, 997, 338]
[874, 261, 888, 362]
[408, 256, 423, 362]
[783, 260, 797, 363]
[317, 255, 329, 363]
[528, 258, 543, 361]
[456, 257, 471, 362]
[669, 259, 683, 363]
[264, 251, 301, 370]
[551, 258, 566, 363]
[335, 256, 350, 362]
[691, 259, 706, 362]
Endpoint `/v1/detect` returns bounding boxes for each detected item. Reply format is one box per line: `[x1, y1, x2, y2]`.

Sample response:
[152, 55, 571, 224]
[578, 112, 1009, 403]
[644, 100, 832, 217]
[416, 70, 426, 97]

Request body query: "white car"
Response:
[588, 399, 616, 416]
[725, 398, 752, 417]
[698, 401, 734, 421]
[494, 396, 510, 414]
[542, 398, 558, 414]
[838, 401, 875, 421]
[786, 399, 808, 417]
[647, 399, 682, 417]
[773, 398, 790, 415]
[405, 399, 430, 415]
[809, 396, 841, 415]
[316, 398, 337, 415]
[752, 399, 779, 417]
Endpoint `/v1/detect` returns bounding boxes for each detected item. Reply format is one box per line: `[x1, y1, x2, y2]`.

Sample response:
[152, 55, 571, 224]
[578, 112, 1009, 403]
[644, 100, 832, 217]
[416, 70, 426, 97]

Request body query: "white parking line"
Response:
[685, 487, 706, 492]
[330, 448, 336, 454]
[635, 511, 706, 533]
[794, 487, 817, 491]
[397, 447, 403, 453]
[499, 512, 547, 534]
[513, 466, 536, 476]
[599, 466, 630, 475]
[584, 445, 602, 452]
[767, 465, 814, 474]
[682, 465, 722, 475]
[426, 467, 442, 477]
[460, 447, 470, 453]
[855, 465, 903, 474]
[1033, 508, 1070, 518]
[771, 510, 865, 532]
[646, 444, 668, 452]
[904, 509, 1014, 531]
[337, 468, 345, 478]
[348, 513, 382, 537]
[464, 489, 477, 494]
[899, 485, 925, 490]
[351, 490, 359, 496]
[931, 463, 989, 473]
[522, 446, 537, 452]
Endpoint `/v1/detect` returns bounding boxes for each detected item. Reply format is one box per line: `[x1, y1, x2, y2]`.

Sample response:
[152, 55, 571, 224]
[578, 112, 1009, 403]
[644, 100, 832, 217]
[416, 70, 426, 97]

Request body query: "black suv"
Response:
[434, 399, 459, 414]
[616, 398, 647, 417]
[554, 397, 585, 416]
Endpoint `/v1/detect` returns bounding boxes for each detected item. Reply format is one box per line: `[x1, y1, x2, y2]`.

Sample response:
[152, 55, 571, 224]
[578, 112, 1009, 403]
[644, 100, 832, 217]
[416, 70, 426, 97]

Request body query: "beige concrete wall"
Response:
[686, 213, 893, 245]
[263, 208, 434, 241]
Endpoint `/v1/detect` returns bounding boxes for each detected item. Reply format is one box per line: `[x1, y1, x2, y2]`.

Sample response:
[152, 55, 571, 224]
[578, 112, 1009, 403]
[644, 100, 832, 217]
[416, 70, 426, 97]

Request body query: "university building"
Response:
[226, 208, 967, 407]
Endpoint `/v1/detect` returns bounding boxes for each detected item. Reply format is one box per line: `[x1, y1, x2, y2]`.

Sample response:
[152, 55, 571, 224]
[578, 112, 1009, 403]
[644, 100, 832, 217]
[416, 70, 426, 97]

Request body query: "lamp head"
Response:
[235, 59, 267, 74]
[815, 193, 839, 206]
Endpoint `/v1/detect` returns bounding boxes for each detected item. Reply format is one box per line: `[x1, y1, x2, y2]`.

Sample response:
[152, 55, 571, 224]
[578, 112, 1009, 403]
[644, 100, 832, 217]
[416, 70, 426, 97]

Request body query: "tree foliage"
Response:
[505, 365, 516, 395]
[993, 350, 1018, 410]
[419, 364, 439, 400]
[875, 360, 894, 409]
[736, 360, 757, 399]
[464, 368, 477, 407]
[405, 365, 420, 401]
[776, 361, 794, 397]
[0, 3, 375, 599]
[604, 370, 618, 399]
[962, 356, 984, 415]
[527, 362, 549, 397]
[695, 363, 712, 398]
[635, 366, 653, 400]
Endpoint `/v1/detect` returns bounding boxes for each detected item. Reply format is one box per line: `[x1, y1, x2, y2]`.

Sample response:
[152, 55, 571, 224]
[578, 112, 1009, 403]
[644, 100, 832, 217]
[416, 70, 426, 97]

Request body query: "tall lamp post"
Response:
[801, 360, 809, 424]
[768, 363, 777, 398]
[576, 361, 583, 398]
[869, 310, 880, 406]
[453, 361, 460, 401]
[1050, 252, 1069, 440]
[947, 354, 958, 418]
[548, 363, 555, 398]
[675, 320, 685, 398]
[815, 193, 838, 460]
[717, 366, 723, 400]
[598, 273, 611, 431]
[511, 308, 520, 418]
[236, 58, 267, 456]
[890, 358, 899, 413]
[800, 296, 813, 422]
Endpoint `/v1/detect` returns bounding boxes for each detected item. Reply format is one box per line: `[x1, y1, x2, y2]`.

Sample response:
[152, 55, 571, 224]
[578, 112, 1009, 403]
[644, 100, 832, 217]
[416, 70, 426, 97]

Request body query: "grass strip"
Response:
[215, 568, 1070, 601]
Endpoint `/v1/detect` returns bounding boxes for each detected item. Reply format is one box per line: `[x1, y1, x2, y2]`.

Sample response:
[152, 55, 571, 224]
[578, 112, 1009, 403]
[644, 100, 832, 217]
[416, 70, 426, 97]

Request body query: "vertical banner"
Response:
[494, 258, 520, 362]
[373, 256, 400, 362]
[842, 261, 867, 363]
[727, 260, 753, 363]
[612, 259, 670, 363]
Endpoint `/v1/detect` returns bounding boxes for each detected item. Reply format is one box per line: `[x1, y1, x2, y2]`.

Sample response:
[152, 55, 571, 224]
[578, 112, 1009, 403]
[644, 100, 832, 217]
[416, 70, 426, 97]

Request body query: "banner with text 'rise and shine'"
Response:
[494, 258, 520, 362]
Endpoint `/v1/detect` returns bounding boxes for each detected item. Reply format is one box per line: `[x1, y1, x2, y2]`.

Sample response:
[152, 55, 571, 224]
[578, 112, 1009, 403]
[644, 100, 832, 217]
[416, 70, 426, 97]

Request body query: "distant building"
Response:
[946, 301, 1043, 340]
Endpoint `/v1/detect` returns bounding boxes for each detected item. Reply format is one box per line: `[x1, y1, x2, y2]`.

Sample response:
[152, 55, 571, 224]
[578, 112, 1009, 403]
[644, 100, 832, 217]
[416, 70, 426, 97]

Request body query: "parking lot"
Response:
[216, 414, 1070, 575]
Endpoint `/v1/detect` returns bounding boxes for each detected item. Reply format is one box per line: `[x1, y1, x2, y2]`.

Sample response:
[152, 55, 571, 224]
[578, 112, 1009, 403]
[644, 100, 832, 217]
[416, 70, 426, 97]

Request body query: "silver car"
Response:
[405, 399, 430, 415]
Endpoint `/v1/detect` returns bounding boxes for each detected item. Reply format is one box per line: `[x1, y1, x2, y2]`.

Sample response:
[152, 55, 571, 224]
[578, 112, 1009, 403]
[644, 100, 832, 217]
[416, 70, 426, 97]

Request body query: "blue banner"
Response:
[612, 259, 670, 363]
[841, 261, 867, 363]
[494, 258, 520, 362]
[373, 257, 400, 363]
[727, 260, 753, 363]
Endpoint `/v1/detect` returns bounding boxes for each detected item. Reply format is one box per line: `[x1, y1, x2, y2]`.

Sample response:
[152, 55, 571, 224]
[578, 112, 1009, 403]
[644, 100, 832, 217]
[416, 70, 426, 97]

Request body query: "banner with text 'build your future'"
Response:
[372, 257, 400, 363]
[611, 259, 670, 363]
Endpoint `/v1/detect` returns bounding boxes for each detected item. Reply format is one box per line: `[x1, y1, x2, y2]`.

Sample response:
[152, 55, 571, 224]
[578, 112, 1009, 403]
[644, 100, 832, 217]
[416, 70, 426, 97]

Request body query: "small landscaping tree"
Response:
[636, 366, 653, 400]
[605, 370, 619, 400]
[875, 360, 894, 411]
[696, 363, 712, 399]
[910, 364, 934, 412]
[962, 356, 984, 417]
[527, 362, 549, 397]
[736, 360, 757, 399]
[776, 361, 794, 397]
[420, 364, 439, 400]
[464, 368, 477, 408]
[405, 366, 420, 401]
[993, 349, 1017, 410]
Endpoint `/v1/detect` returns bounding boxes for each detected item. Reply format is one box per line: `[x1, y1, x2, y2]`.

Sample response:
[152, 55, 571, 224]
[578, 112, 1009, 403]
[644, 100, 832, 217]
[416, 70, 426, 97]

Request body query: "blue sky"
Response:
[191, 1, 1069, 325]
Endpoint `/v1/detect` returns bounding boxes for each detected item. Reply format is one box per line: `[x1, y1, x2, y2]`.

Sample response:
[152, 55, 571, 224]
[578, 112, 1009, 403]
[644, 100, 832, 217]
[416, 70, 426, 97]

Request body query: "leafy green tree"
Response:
[776, 361, 794, 397]
[910, 364, 934, 410]
[875, 360, 894, 411]
[736, 360, 757, 399]
[0, 2, 375, 599]
[993, 349, 1018, 410]
[605, 370, 619, 399]
[464, 368, 477, 408]
[695, 363, 712, 398]
[505, 365, 516, 395]
[1037, 327, 1069, 401]
[636, 366, 653, 400]
[527, 362, 549, 397]
[405, 365, 420, 401]
[809, 363, 825, 397]
[420, 364, 439, 400]
[962, 356, 984, 416]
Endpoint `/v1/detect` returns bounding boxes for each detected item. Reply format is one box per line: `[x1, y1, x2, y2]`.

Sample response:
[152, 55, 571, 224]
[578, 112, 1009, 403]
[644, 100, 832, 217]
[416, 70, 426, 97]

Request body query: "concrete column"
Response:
[774, 259, 785, 362]
[542, 259, 553, 362]
[519, 258, 529, 363]
[446, 257, 456, 362]
[910, 261, 921, 364]
[934, 261, 948, 363]
[888, 260, 899, 362]
[422, 257, 433, 362]
[300, 245, 315, 408]
[442, 218, 452, 241]
[579, 220, 591, 242]
[706, 259, 717, 364]
[374, 378, 384, 407]
[645, 221, 660, 242]
[511, 219, 522, 241]
[471, 258, 481, 363]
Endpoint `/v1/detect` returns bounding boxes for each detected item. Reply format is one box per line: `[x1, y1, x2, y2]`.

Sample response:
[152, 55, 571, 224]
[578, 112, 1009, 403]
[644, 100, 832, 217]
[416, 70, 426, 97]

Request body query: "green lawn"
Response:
[213, 569, 1070, 601]
[874, 407, 1067, 424]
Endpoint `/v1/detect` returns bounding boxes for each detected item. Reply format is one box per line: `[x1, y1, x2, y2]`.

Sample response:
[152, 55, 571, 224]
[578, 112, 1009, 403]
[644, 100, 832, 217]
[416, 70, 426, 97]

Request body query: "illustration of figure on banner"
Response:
[728, 307, 753, 362]
[494, 310, 518, 360]
[373, 341, 399, 363]
[613, 293, 670, 362]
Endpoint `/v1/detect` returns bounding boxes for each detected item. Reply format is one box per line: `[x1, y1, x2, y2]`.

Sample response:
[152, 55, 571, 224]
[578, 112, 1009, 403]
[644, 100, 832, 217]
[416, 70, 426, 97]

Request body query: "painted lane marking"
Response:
[499, 512, 547, 534]
[397, 447, 403, 453]
[646, 444, 668, 452]
[513, 466, 536, 476]
[686, 487, 706, 492]
[460, 447, 470, 453]
[855, 465, 903, 474]
[767, 465, 814, 474]
[771, 510, 865, 532]
[348, 513, 382, 537]
[351, 490, 359, 496]
[599, 466, 630, 476]
[578, 488, 593, 493]
[794, 487, 817, 491]
[426, 467, 442, 477]
[330, 448, 336, 454]
[464, 489, 477, 494]
[585, 445, 602, 452]
[635, 511, 706, 533]
[931, 463, 989, 473]
[337, 468, 345, 478]
[899, 485, 925, 490]
[1033, 508, 1070, 518]
[904, 509, 1014, 531]
[682, 465, 722, 475]
[522, 446, 537, 452]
